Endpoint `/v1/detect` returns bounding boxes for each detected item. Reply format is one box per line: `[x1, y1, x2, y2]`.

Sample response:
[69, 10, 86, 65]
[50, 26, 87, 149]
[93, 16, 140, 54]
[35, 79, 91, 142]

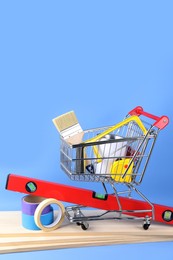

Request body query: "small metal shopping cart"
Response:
[60, 106, 169, 230]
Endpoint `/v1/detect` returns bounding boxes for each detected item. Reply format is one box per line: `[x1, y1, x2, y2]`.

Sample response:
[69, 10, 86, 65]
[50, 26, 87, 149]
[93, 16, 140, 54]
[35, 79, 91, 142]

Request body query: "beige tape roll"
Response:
[34, 198, 65, 232]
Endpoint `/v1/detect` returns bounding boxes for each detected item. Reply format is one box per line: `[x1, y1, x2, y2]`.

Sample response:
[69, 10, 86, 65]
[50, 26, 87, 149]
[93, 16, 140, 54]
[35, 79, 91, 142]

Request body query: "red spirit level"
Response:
[6, 174, 173, 227]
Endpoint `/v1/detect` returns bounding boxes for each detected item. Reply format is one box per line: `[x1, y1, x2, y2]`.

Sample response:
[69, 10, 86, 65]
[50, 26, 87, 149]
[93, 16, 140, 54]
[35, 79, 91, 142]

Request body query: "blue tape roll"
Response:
[22, 207, 53, 230]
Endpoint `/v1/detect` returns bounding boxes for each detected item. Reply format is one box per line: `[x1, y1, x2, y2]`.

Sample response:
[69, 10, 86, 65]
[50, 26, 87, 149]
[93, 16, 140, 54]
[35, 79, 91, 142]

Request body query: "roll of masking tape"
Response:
[34, 198, 65, 232]
[22, 195, 51, 215]
[22, 208, 54, 230]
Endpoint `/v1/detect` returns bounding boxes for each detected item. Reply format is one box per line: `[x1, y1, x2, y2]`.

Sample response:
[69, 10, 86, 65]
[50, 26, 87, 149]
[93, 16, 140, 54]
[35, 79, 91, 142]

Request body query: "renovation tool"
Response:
[22, 195, 52, 215]
[52, 110, 83, 144]
[21, 196, 53, 230]
[6, 173, 173, 231]
[53, 110, 86, 173]
[110, 158, 134, 183]
[34, 198, 65, 232]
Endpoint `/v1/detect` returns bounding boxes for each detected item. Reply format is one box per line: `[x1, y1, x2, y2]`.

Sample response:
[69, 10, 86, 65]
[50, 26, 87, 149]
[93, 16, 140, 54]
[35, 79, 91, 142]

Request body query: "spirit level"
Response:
[6, 174, 173, 225]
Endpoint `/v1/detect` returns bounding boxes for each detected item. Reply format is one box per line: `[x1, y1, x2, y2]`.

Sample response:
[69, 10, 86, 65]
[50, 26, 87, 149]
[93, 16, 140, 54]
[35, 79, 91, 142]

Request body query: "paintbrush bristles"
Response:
[52, 111, 79, 132]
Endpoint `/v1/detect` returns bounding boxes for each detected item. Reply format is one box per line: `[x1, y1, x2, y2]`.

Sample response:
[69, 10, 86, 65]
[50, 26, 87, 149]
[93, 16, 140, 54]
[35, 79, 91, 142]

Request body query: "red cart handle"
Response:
[128, 106, 169, 130]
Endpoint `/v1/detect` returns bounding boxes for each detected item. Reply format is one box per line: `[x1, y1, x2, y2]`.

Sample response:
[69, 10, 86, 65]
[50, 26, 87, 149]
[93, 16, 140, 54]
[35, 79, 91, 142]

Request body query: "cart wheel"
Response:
[81, 222, 89, 230]
[143, 223, 150, 230]
[76, 222, 81, 226]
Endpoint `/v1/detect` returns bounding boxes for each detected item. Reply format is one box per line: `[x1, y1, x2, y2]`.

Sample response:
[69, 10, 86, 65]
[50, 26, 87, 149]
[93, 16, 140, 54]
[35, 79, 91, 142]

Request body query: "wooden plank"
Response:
[0, 211, 173, 254]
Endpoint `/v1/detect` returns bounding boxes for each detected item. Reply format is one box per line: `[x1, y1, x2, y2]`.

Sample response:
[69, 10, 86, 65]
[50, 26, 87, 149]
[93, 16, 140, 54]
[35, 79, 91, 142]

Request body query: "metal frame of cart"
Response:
[60, 106, 168, 230]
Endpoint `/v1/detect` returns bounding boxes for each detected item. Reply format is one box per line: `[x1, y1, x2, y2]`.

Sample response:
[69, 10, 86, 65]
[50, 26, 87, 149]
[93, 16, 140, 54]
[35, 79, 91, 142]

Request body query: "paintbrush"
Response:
[52, 111, 84, 144]
[52, 111, 85, 173]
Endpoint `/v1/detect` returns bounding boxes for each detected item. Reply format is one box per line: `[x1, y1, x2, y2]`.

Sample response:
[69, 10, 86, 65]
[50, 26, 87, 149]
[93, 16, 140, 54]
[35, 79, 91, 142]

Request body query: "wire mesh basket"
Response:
[60, 115, 157, 184]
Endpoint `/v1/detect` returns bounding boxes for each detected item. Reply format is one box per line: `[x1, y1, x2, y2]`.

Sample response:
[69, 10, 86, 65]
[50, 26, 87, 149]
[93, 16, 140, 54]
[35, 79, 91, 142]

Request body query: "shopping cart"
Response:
[60, 106, 169, 230]
[6, 106, 170, 231]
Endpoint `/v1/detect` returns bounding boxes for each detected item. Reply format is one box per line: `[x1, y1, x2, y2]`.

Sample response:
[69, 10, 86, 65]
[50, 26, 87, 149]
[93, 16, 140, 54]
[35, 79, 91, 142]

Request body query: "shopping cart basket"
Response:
[60, 106, 169, 230]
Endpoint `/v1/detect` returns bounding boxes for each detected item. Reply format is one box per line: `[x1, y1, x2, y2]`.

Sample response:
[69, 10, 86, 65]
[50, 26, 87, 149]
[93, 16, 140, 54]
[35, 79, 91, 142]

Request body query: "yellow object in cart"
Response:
[110, 159, 134, 183]
[85, 115, 147, 164]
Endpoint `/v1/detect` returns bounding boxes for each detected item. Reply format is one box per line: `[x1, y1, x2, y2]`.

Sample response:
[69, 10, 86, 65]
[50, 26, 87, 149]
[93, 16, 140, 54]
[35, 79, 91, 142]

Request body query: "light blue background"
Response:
[0, 0, 173, 258]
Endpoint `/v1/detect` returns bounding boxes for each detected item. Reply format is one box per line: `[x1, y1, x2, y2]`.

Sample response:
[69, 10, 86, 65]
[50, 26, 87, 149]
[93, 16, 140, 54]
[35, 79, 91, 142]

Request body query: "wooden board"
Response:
[0, 211, 173, 254]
